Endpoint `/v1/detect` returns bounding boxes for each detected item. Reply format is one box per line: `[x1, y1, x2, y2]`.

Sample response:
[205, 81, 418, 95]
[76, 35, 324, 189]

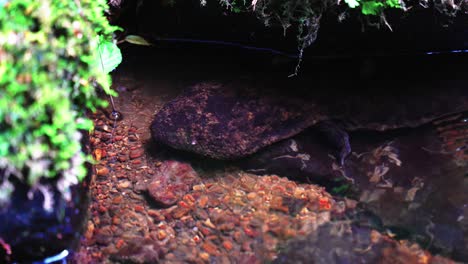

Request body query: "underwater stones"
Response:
[129, 148, 144, 159]
[155, 173, 337, 262]
[239, 126, 345, 184]
[110, 240, 162, 264]
[147, 161, 201, 207]
[274, 222, 454, 264]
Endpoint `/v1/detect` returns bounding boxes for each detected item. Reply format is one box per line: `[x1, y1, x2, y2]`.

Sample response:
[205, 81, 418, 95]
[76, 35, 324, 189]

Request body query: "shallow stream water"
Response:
[74, 45, 467, 263]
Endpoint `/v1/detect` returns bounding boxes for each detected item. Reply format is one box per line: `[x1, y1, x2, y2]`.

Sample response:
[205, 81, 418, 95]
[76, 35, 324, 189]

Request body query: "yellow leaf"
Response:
[124, 35, 152, 46]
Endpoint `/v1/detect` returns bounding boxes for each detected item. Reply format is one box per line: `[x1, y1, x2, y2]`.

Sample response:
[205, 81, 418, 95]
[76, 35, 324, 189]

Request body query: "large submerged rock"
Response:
[151, 81, 467, 160]
[151, 82, 326, 159]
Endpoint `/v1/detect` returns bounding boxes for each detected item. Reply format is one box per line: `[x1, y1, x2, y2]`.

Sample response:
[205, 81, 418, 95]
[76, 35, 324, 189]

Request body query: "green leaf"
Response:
[361, 1, 384, 15]
[345, 0, 360, 8]
[386, 0, 401, 8]
[97, 37, 122, 73]
[124, 35, 152, 46]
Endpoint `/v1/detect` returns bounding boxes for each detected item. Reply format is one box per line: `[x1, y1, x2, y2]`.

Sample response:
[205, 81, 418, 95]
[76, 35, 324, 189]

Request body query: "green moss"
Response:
[0, 0, 119, 203]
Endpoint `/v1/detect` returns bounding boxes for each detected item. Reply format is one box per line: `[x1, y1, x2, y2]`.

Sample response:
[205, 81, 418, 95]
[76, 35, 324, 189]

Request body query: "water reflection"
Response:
[244, 112, 467, 259]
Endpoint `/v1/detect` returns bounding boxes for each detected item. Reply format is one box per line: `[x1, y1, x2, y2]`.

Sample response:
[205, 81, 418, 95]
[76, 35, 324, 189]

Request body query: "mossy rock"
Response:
[0, 0, 117, 202]
[0, 0, 117, 261]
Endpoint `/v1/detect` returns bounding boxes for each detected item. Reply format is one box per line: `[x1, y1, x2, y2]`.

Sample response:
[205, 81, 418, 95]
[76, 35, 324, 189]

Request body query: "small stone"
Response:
[96, 124, 111, 133]
[222, 240, 233, 251]
[246, 192, 257, 200]
[96, 166, 109, 176]
[118, 155, 128, 162]
[134, 205, 144, 212]
[115, 239, 125, 249]
[131, 159, 142, 165]
[112, 196, 123, 204]
[199, 226, 211, 236]
[117, 180, 132, 189]
[112, 216, 121, 225]
[172, 207, 190, 219]
[243, 227, 257, 238]
[129, 149, 144, 159]
[203, 218, 216, 229]
[199, 252, 210, 261]
[157, 230, 167, 240]
[192, 235, 201, 243]
[98, 206, 107, 213]
[218, 222, 235, 232]
[202, 241, 219, 255]
[198, 195, 209, 208]
[192, 184, 205, 191]
[94, 149, 105, 161]
[147, 209, 160, 218]
[113, 135, 124, 141]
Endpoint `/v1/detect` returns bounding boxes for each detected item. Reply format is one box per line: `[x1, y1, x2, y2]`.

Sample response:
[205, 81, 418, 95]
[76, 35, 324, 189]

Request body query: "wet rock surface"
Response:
[151, 81, 324, 159]
[239, 125, 345, 185]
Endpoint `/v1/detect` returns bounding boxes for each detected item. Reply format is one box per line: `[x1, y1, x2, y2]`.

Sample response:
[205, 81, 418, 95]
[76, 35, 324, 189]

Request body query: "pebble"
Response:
[131, 159, 142, 165]
[157, 230, 167, 240]
[118, 155, 128, 162]
[113, 135, 124, 141]
[96, 166, 109, 176]
[129, 148, 144, 159]
[93, 149, 105, 161]
[134, 205, 144, 212]
[112, 216, 121, 225]
[98, 206, 107, 213]
[115, 239, 125, 249]
[202, 241, 219, 255]
[222, 240, 233, 251]
[112, 196, 123, 204]
[117, 180, 132, 189]
[199, 252, 210, 261]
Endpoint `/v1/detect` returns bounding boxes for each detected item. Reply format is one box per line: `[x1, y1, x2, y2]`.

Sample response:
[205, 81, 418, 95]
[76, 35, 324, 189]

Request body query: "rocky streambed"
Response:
[72, 47, 467, 263]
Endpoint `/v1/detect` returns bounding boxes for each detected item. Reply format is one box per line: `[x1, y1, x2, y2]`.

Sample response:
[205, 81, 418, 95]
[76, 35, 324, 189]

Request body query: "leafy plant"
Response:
[0, 0, 119, 204]
[345, 0, 401, 15]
